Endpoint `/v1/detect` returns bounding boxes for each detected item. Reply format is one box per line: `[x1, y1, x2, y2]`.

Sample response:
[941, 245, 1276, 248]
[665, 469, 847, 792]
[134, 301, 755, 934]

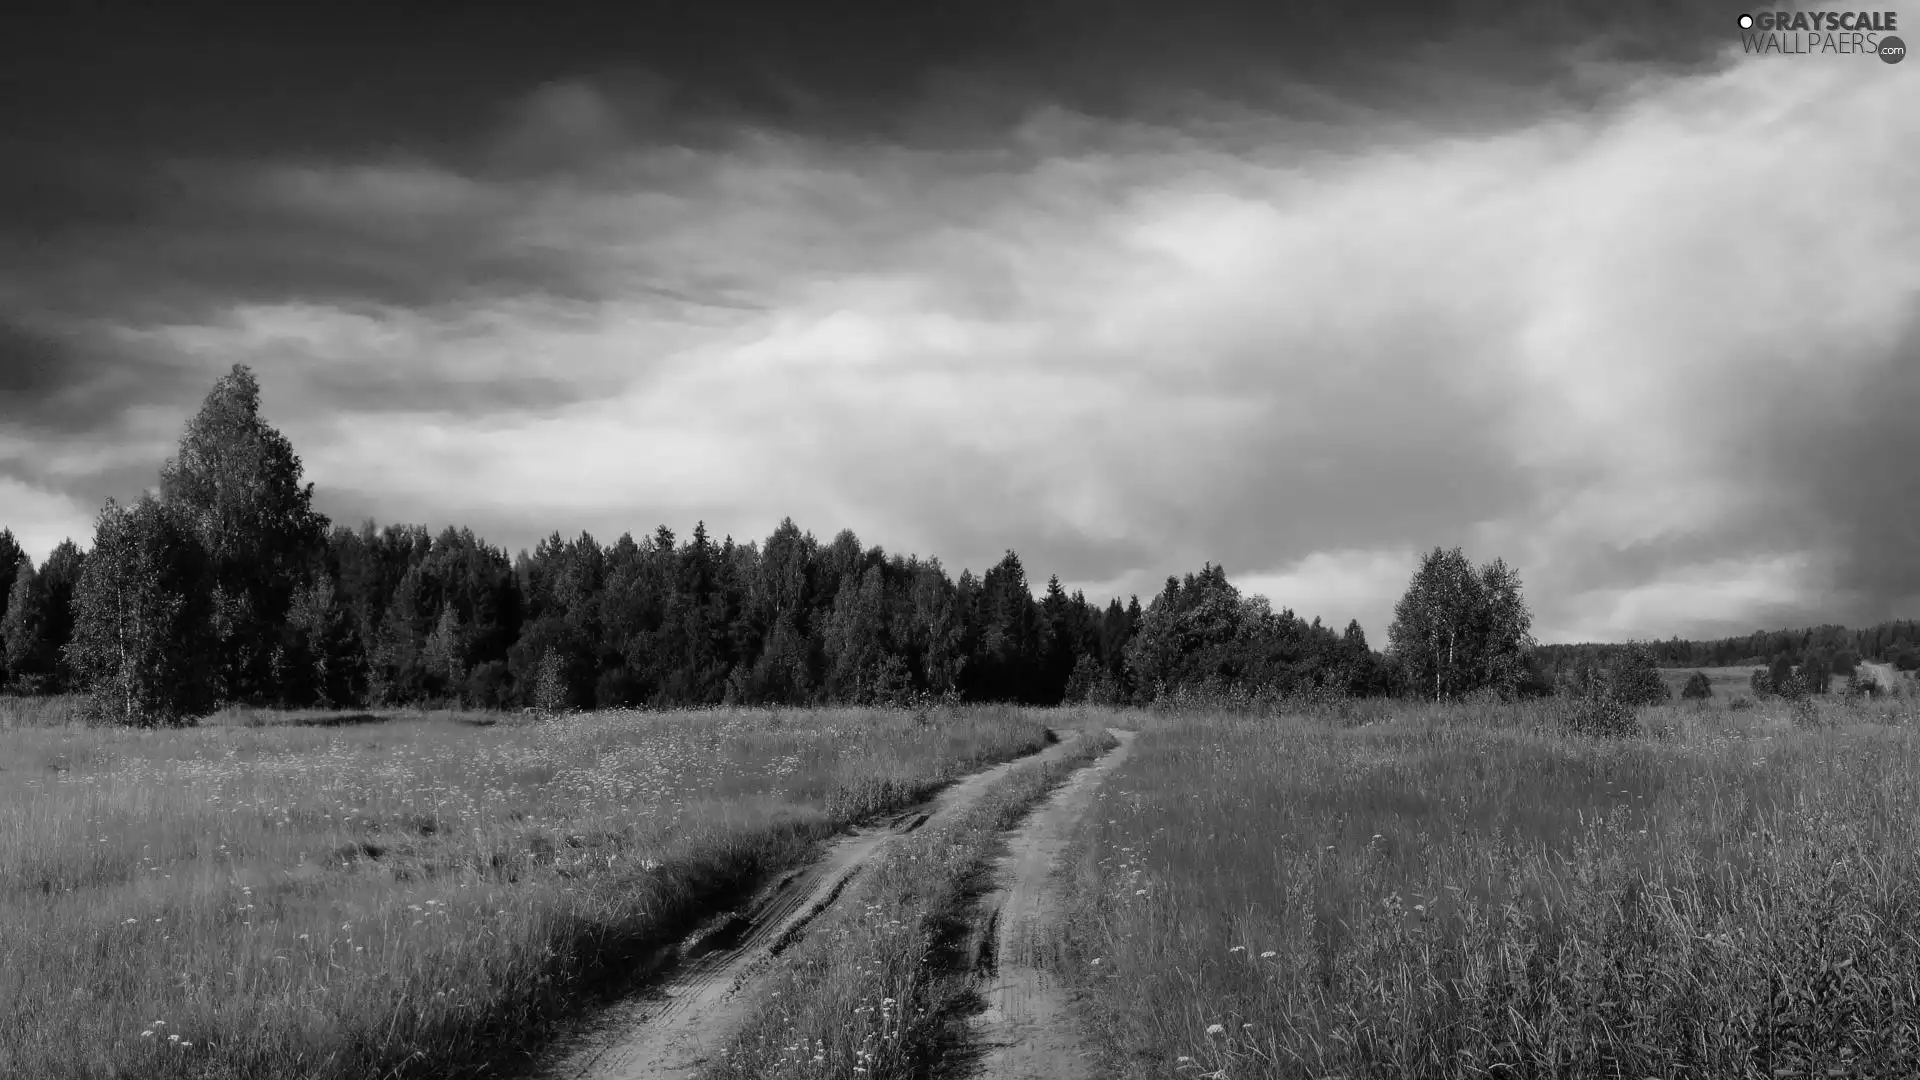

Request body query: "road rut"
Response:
[968, 728, 1134, 1080]
[539, 731, 1092, 1080]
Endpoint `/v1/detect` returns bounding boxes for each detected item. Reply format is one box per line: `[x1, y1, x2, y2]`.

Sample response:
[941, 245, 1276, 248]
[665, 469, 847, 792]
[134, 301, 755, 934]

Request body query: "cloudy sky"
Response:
[1, 1, 1915, 644]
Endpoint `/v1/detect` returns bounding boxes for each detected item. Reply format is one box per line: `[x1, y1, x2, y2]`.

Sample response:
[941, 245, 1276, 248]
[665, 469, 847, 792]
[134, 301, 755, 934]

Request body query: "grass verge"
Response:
[699, 718, 1121, 1080]
[0, 704, 1052, 1079]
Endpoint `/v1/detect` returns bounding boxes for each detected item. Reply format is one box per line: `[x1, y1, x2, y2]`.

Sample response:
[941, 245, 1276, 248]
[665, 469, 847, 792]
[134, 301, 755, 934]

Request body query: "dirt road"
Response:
[1859, 661, 1907, 695]
[967, 728, 1134, 1080]
[539, 730, 1094, 1080]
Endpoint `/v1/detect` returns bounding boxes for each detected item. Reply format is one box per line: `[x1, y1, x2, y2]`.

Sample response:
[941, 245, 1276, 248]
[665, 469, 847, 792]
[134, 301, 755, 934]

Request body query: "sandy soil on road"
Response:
[1859, 661, 1907, 694]
[968, 728, 1134, 1080]
[535, 731, 1095, 1080]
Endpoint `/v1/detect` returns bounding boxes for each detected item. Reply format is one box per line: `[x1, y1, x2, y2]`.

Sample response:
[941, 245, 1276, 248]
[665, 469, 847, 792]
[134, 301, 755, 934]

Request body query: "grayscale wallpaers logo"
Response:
[1737, 9, 1905, 61]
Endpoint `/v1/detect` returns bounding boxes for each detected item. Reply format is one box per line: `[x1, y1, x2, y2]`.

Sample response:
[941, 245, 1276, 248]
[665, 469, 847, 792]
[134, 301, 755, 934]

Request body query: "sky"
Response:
[1, 0, 1915, 645]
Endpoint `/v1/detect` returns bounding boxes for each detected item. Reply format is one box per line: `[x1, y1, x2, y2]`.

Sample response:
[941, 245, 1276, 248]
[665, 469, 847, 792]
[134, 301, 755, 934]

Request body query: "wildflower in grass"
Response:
[1228, 945, 1245, 953]
[1259, 950, 1276, 958]
[1206, 1023, 1226, 1036]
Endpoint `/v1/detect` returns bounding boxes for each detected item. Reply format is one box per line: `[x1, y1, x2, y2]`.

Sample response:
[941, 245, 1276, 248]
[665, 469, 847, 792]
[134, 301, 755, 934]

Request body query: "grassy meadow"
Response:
[1656, 664, 1917, 699]
[1052, 694, 1920, 1079]
[1657, 665, 1764, 698]
[0, 698, 1055, 1080]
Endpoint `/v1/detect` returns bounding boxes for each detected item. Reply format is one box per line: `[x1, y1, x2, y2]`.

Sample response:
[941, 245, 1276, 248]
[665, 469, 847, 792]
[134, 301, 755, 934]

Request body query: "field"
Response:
[9, 691, 1920, 1080]
[1050, 695, 1920, 1078]
[0, 699, 1060, 1080]
[1657, 664, 1764, 697]
[1657, 663, 1916, 697]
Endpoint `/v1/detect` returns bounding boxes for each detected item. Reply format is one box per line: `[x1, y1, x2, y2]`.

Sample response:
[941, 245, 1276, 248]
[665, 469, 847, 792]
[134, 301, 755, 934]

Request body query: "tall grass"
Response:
[0, 692, 89, 729]
[1053, 700, 1920, 1079]
[0, 704, 1052, 1079]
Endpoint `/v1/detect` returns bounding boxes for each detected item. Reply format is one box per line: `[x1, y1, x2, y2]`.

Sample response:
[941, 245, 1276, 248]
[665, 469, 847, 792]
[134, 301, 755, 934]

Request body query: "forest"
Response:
[0, 367, 1405, 721]
[3, 365, 1908, 724]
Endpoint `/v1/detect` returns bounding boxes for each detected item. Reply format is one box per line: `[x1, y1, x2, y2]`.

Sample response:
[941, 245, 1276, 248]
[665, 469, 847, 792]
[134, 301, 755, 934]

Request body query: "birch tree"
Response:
[1387, 546, 1535, 701]
[65, 496, 216, 726]
[159, 364, 329, 703]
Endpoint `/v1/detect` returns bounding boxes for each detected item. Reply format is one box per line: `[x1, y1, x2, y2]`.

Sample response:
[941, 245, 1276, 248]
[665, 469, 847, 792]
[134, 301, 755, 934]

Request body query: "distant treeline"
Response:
[12, 365, 1901, 725]
[1537, 623, 1920, 678]
[8, 366, 1482, 722]
[1, 511, 1391, 712]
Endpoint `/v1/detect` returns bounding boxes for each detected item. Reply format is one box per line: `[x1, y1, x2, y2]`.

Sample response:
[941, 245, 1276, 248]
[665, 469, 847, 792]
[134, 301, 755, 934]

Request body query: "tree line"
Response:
[1536, 621, 1920, 683]
[3, 366, 1569, 725]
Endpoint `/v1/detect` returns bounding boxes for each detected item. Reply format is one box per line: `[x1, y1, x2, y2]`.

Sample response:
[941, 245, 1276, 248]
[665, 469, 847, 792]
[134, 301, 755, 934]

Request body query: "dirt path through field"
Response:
[1860, 661, 1905, 694]
[539, 730, 1092, 1080]
[967, 728, 1133, 1080]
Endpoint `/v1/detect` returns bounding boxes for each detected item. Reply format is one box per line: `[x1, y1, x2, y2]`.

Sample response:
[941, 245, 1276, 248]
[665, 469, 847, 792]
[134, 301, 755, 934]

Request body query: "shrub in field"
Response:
[1762, 664, 1809, 704]
[1680, 670, 1714, 701]
[1789, 693, 1825, 729]
[530, 649, 568, 715]
[1728, 694, 1758, 711]
[1607, 641, 1669, 706]
[1798, 654, 1832, 696]
[1769, 654, 1798, 697]
[1844, 669, 1878, 700]
[1750, 667, 1773, 699]
[1566, 688, 1639, 738]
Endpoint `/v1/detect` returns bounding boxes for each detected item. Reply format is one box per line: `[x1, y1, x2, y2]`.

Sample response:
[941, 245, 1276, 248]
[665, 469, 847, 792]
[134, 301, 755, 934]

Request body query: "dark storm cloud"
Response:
[0, 454, 168, 520]
[0, 161, 604, 322]
[1761, 307, 1920, 617]
[297, 363, 599, 420]
[0, 317, 205, 434]
[0, 0, 1752, 328]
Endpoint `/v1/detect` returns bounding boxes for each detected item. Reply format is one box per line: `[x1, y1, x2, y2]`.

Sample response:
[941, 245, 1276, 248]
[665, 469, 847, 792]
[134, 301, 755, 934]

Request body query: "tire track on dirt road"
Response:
[966, 728, 1134, 1080]
[536, 730, 1094, 1080]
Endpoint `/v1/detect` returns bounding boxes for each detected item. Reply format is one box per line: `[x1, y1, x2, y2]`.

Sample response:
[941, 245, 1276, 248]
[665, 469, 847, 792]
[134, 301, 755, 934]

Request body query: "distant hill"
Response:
[1534, 619, 1920, 675]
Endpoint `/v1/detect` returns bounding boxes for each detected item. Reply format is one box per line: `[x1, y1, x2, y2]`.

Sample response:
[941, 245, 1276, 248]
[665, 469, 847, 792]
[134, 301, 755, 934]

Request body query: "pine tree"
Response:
[0, 544, 85, 694]
[422, 602, 467, 697]
[0, 529, 23, 684]
[1680, 670, 1714, 701]
[281, 576, 361, 708]
[1608, 641, 1669, 706]
[1, 556, 38, 690]
[1767, 654, 1797, 698]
